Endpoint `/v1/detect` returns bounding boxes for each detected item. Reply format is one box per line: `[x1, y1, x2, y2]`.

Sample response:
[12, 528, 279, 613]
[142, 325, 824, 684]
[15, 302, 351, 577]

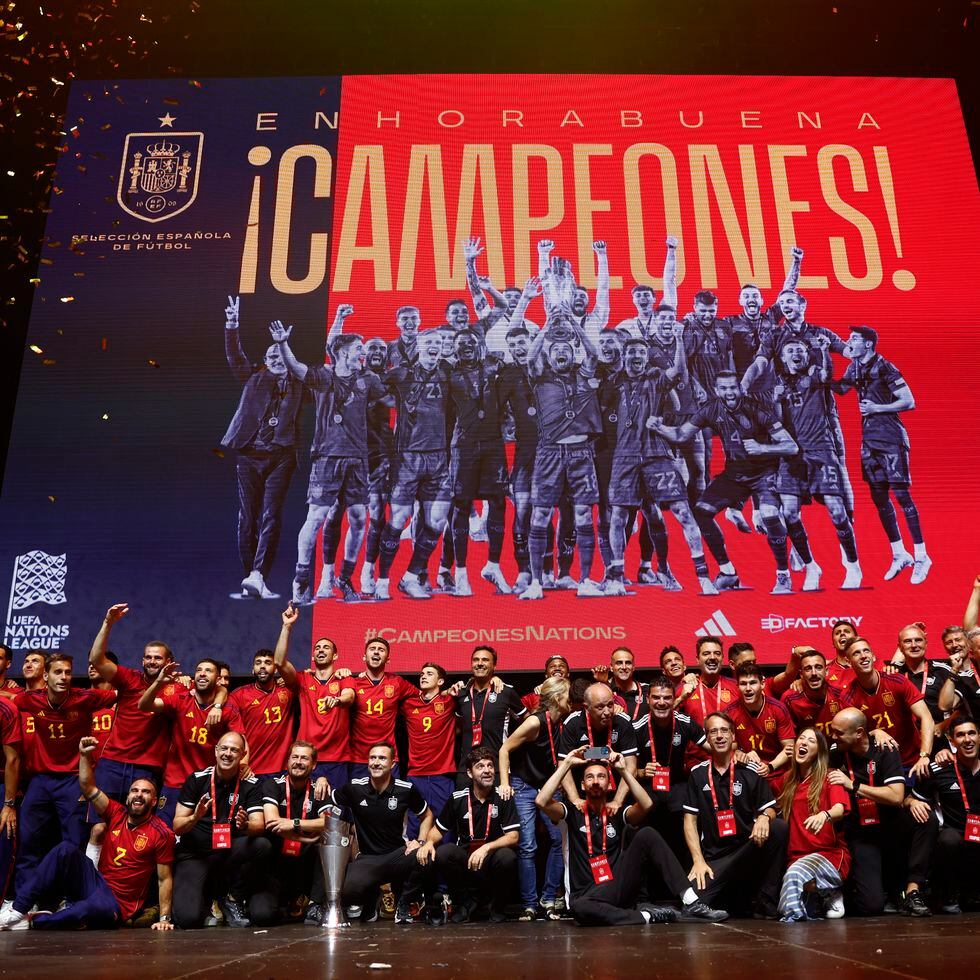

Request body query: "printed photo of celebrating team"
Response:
[221, 235, 929, 605]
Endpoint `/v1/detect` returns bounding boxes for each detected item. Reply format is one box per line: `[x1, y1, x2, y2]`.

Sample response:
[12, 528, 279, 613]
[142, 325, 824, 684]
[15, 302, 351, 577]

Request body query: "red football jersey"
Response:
[99, 799, 175, 921]
[101, 665, 171, 769]
[787, 779, 851, 874]
[1, 679, 22, 693]
[228, 681, 297, 775]
[401, 691, 456, 775]
[683, 676, 739, 726]
[348, 673, 414, 764]
[90, 705, 116, 765]
[13, 688, 117, 773]
[825, 659, 854, 688]
[296, 671, 354, 763]
[781, 684, 845, 737]
[727, 696, 796, 765]
[521, 692, 541, 714]
[841, 673, 924, 768]
[0, 699, 21, 764]
[157, 685, 243, 788]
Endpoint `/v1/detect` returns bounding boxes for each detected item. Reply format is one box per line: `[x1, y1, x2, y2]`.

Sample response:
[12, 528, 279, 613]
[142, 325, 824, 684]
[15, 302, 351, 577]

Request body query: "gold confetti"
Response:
[101, 412, 109, 421]
[59, 295, 74, 302]
[29, 343, 43, 354]
[47, 496, 56, 503]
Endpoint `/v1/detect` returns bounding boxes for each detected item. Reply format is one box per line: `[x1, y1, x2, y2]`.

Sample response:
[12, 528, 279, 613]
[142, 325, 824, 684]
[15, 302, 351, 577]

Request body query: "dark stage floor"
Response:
[0, 917, 975, 979]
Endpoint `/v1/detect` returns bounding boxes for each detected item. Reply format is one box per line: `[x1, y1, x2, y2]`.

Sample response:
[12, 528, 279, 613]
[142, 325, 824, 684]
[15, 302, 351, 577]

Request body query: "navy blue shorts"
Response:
[609, 454, 687, 507]
[391, 451, 451, 506]
[699, 467, 778, 512]
[450, 443, 509, 502]
[861, 443, 911, 489]
[308, 455, 368, 508]
[531, 444, 599, 508]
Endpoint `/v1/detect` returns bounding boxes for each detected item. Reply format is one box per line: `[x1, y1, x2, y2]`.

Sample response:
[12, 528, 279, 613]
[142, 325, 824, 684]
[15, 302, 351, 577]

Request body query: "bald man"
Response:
[172, 732, 274, 929]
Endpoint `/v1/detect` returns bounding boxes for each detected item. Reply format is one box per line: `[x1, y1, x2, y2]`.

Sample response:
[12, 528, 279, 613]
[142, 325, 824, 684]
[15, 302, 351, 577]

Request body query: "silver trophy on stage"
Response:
[318, 804, 353, 928]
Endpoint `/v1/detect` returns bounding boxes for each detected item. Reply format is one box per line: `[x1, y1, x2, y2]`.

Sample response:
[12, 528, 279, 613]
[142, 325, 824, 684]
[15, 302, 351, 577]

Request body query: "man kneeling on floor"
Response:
[417, 747, 519, 924]
[0, 736, 174, 931]
[535, 745, 727, 926]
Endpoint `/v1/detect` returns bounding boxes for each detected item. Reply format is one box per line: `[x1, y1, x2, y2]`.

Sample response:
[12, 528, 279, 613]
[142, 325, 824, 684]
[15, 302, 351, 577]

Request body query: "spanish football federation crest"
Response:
[117, 132, 203, 222]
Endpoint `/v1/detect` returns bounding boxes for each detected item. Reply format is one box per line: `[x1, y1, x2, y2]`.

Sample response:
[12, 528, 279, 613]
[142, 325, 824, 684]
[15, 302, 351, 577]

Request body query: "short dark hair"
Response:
[421, 661, 447, 685]
[703, 711, 734, 733]
[714, 370, 738, 385]
[46, 654, 73, 670]
[289, 739, 319, 763]
[654, 303, 676, 315]
[659, 644, 683, 666]
[472, 645, 498, 665]
[610, 646, 634, 663]
[631, 284, 655, 295]
[444, 298, 468, 314]
[0, 644, 13, 663]
[696, 636, 723, 655]
[648, 676, 675, 695]
[464, 746, 496, 773]
[740, 283, 761, 293]
[622, 338, 648, 355]
[850, 325, 878, 348]
[103, 651, 119, 666]
[694, 290, 718, 306]
[253, 648, 275, 662]
[727, 641, 755, 663]
[505, 324, 530, 342]
[367, 742, 396, 759]
[215, 661, 231, 674]
[545, 654, 569, 671]
[196, 658, 221, 673]
[830, 620, 855, 633]
[950, 717, 979, 738]
[800, 648, 826, 664]
[734, 662, 764, 682]
[144, 640, 172, 659]
[365, 636, 390, 653]
[332, 333, 365, 358]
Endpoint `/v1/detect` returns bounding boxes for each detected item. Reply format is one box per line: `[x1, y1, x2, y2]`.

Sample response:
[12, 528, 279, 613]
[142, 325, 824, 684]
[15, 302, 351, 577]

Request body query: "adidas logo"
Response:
[359, 799, 369, 807]
[695, 609, 736, 638]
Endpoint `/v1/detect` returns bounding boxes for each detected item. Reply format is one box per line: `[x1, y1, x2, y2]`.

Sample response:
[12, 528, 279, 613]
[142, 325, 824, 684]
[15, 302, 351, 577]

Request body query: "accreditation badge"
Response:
[212, 823, 232, 849]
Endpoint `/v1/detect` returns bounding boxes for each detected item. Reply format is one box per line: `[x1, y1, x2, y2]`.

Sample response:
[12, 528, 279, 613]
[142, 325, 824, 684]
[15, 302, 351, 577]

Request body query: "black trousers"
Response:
[434, 843, 517, 911]
[236, 449, 296, 577]
[698, 818, 789, 915]
[934, 826, 980, 900]
[342, 849, 431, 908]
[269, 846, 326, 910]
[571, 826, 691, 927]
[847, 809, 938, 915]
[173, 837, 274, 929]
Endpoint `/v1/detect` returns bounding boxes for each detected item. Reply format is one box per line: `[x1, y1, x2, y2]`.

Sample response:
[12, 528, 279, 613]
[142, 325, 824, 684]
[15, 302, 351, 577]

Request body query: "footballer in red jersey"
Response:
[677, 638, 738, 726]
[0, 696, 22, 886]
[138, 659, 243, 824]
[348, 637, 413, 773]
[825, 620, 858, 688]
[781, 650, 844, 737]
[0, 644, 21, 695]
[228, 646, 297, 779]
[727, 664, 795, 790]
[839, 636, 934, 774]
[87, 604, 175, 800]
[87, 661, 117, 765]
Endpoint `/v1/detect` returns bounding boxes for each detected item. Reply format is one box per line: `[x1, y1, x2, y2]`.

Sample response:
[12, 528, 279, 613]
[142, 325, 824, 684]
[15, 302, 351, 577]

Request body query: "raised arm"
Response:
[269, 320, 308, 382]
[89, 603, 128, 682]
[537, 239, 555, 278]
[647, 415, 701, 445]
[325, 304, 354, 351]
[138, 661, 181, 714]
[589, 241, 610, 327]
[274, 603, 300, 690]
[527, 321, 549, 378]
[498, 714, 541, 800]
[662, 237, 679, 310]
[965, 575, 980, 631]
[782, 246, 803, 293]
[223, 295, 252, 383]
[536, 747, 585, 822]
[462, 237, 493, 320]
[614, 752, 653, 825]
[78, 736, 111, 818]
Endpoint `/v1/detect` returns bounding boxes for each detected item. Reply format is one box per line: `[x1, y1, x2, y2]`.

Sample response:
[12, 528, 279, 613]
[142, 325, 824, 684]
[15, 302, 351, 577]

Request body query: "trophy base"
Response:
[320, 906, 351, 929]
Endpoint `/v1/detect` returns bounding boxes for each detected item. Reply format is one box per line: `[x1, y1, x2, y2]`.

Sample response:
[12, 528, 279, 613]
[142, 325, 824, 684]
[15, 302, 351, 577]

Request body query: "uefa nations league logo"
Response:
[117, 131, 204, 222]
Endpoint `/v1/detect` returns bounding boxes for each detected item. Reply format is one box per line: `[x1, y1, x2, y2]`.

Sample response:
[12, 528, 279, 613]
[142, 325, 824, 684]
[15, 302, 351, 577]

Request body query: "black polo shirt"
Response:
[912, 759, 980, 835]
[633, 710, 706, 784]
[456, 683, 527, 764]
[559, 800, 636, 897]
[683, 760, 775, 860]
[176, 767, 265, 855]
[612, 681, 648, 722]
[950, 669, 980, 720]
[899, 660, 951, 724]
[510, 710, 562, 789]
[829, 742, 905, 833]
[436, 788, 520, 846]
[262, 775, 331, 854]
[331, 776, 427, 855]
[558, 710, 638, 760]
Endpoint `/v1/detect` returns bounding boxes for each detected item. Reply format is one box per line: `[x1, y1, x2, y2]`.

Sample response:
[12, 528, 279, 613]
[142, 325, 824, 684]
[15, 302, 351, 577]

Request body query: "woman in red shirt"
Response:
[776, 727, 851, 921]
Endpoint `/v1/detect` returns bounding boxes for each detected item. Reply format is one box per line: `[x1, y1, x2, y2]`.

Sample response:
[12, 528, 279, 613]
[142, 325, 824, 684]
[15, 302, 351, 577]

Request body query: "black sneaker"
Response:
[679, 900, 728, 922]
[426, 896, 448, 927]
[394, 899, 416, 924]
[902, 891, 932, 917]
[450, 899, 475, 924]
[304, 902, 323, 926]
[217, 894, 249, 928]
[336, 576, 361, 603]
[637, 903, 678, 924]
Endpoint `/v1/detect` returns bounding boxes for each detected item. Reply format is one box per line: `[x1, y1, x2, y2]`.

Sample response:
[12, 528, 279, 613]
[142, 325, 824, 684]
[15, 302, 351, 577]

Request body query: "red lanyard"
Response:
[585, 711, 601, 746]
[846, 752, 873, 787]
[583, 806, 608, 857]
[700, 680, 723, 714]
[285, 777, 311, 819]
[915, 661, 929, 695]
[646, 715, 675, 768]
[544, 713, 558, 767]
[969, 659, 980, 687]
[471, 688, 490, 729]
[466, 792, 493, 843]
[210, 770, 241, 823]
[955, 760, 976, 814]
[707, 762, 735, 811]
[621, 685, 642, 721]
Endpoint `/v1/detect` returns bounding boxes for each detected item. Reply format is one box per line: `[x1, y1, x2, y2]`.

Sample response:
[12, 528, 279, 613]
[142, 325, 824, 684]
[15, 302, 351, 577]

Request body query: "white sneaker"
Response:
[469, 511, 488, 542]
[841, 561, 863, 590]
[577, 578, 603, 597]
[802, 562, 822, 592]
[315, 572, 335, 599]
[517, 581, 544, 600]
[291, 579, 314, 605]
[398, 572, 430, 600]
[513, 572, 532, 595]
[360, 563, 377, 596]
[698, 576, 719, 596]
[823, 889, 845, 919]
[241, 569, 264, 598]
[0, 906, 27, 930]
[660, 571, 682, 592]
[374, 578, 391, 601]
[481, 562, 511, 594]
[603, 578, 627, 596]
[910, 555, 932, 585]
[771, 571, 793, 595]
[884, 551, 913, 581]
[542, 572, 557, 590]
[454, 569, 474, 597]
[555, 575, 578, 591]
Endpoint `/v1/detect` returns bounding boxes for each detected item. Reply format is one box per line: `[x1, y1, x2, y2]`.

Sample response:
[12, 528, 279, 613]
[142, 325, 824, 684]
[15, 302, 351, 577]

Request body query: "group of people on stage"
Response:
[223, 235, 930, 605]
[1, 575, 979, 932]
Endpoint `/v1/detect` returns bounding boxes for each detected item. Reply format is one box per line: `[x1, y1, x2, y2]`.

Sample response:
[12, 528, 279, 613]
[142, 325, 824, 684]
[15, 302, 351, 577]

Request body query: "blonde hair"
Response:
[778, 727, 830, 819]
[539, 676, 570, 720]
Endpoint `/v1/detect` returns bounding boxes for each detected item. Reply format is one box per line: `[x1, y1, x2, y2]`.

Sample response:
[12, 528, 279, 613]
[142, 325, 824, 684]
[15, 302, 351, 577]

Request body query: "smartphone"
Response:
[584, 746, 610, 761]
